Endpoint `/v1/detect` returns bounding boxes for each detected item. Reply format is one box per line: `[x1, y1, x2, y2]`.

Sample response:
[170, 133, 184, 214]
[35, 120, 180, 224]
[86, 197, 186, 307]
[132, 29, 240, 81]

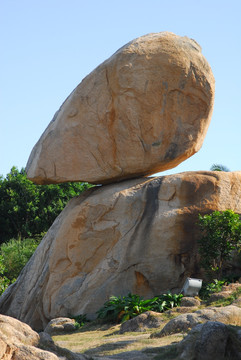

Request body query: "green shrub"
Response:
[198, 210, 241, 279]
[96, 292, 183, 323]
[70, 314, 88, 329]
[0, 237, 39, 295]
[199, 279, 226, 300]
[0, 166, 93, 243]
[0, 255, 11, 295]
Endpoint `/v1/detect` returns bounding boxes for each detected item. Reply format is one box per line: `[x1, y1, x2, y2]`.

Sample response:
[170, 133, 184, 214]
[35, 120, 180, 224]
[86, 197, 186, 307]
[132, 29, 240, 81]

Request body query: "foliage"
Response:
[198, 210, 241, 279]
[210, 164, 230, 172]
[70, 314, 88, 329]
[0, 255, 11, 295]
[96, 292, 183, 323]
[200, 281, 241, 307]
[0, 166, 93, 243]
[199, 279, 226, 300]
[0, 237, 41, 295]
[0, 276, 10, 296]
[0, 237, 40, 282]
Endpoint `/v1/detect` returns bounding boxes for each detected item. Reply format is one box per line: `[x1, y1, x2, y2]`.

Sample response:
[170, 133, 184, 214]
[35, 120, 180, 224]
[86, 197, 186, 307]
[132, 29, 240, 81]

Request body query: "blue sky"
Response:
[1, 0, 241, 178]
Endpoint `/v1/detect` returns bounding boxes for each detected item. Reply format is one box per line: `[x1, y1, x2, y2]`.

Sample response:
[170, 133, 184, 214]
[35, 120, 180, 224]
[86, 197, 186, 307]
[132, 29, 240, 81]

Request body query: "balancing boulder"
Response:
[26, 32, 215, 184]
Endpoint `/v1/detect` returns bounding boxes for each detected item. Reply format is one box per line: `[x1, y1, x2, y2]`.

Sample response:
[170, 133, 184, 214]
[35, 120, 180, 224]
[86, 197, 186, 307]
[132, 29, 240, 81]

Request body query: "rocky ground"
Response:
[2, 282, 241, 359]
[51, 285, 241, 360]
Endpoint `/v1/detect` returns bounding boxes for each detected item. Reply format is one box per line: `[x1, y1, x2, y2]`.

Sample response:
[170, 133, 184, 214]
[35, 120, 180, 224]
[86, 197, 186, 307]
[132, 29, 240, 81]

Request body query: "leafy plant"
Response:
[210, 164, 230, 172]
[199, 279, 226, 300]
[96, 293, 138, 323]
[71, 314, 88, 329]
[96, 292, 183, 323]
[198, 210, 241, 279]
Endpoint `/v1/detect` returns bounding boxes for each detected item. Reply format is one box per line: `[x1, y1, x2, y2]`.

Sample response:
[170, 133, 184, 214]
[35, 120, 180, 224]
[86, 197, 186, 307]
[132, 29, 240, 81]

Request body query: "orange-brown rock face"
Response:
[26, 32, 215, 184]
[0, 314, 59, 359]
[1, 171, 240, 330]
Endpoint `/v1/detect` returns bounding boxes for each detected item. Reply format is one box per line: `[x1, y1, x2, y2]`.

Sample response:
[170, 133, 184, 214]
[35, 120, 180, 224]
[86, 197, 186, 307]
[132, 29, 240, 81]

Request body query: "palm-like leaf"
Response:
[210, 164, 230, 172]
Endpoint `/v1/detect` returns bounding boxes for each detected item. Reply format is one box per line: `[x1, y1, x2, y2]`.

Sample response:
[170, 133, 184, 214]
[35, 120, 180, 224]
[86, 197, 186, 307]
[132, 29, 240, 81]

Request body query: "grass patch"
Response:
[145, 343, 179, 360]
[52, 322, 183, 357]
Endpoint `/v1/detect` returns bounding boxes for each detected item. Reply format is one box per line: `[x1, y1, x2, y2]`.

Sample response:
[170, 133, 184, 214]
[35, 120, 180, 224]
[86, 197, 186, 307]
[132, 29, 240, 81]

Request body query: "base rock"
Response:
[0, 171, 241, 330]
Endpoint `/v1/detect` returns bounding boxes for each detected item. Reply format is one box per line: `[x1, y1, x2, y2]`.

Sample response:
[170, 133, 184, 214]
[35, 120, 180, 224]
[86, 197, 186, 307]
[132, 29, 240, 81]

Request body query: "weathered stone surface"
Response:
[1, 171, 241, 330]
[119, 311, 164, 333]
[180, 297, 201, 307]
[168, 306, 199, 314]
[177, 321, 241, 360]
[26, 32, 215, 185]
[232, 296, 241, 307]
[39, 331, 89, 360]
[151, 305, 241, 338]
[209, 283, 241, 303]
[0, 314, 59, 360]
[44, 317, 76, 335]
[209, 291, 233, 302]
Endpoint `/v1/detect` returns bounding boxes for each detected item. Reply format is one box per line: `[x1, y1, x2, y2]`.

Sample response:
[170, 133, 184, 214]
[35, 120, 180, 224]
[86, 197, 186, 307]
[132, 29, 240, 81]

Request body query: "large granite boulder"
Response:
[26, 32, 215, 185]
[0, 314, 58, 359]
[0, 314, 88, 359]
[1, 171, 240, 330]
[176, 321, 241, 360]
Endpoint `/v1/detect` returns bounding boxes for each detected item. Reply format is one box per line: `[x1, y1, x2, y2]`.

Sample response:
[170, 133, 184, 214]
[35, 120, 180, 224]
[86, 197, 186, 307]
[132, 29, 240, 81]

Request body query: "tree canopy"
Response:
[198, 209, 241, 279]
[0, 167, 93, 243]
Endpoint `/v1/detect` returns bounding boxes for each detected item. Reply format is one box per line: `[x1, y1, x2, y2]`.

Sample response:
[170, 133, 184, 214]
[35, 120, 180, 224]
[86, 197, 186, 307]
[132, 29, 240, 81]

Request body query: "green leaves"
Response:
[0, 237, 39, 282]
[199, 279, 226, 300]
[0, 237, 41, 295]
[96, 292, 183, 323]
[70, 314, 88, 329]
[198, 210, 241, 278]
[0, 167, 93, 243]
[210, 164, 230, 172]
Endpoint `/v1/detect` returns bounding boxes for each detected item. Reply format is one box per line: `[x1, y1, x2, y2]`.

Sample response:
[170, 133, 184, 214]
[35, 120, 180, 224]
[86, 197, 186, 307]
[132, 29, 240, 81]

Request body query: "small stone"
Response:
[44, 317, 76, 335]
[209, 291, 232, 302]
[180, 297, 201, 307]
[119, 311, 163, 333]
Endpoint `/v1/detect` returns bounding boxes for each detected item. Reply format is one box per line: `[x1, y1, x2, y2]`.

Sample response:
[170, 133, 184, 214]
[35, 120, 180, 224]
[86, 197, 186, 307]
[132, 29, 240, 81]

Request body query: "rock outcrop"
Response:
[1, 171, 241, 330]
[119, 311, 164, 333]
[151, 305, 241, 338]
[26, 32, 215, 185]
[177, 321, 241, 360]
[0, 314, 59, 360]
